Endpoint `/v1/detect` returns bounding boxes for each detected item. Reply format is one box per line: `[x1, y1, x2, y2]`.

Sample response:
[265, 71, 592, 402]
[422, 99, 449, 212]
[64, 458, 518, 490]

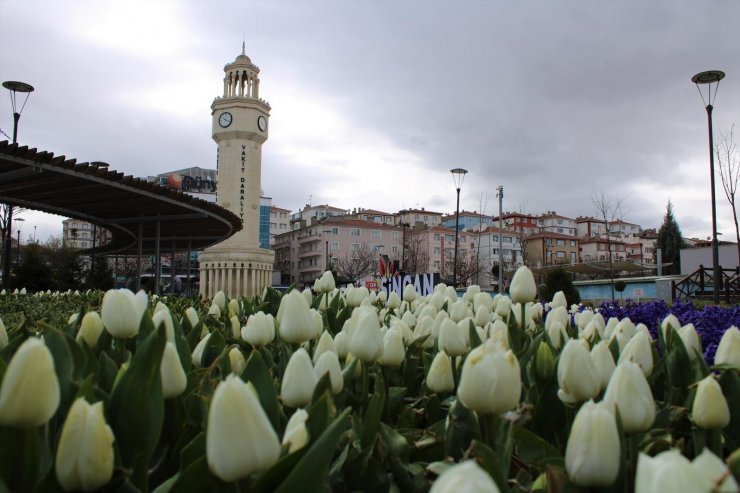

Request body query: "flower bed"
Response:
[0, 269, 738, 493]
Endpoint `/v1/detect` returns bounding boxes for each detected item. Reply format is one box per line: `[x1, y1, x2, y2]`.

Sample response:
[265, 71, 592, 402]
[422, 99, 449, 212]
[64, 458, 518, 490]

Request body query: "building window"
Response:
[433, 247, 440, 254]
[350, 243, 360, 251]
[391, 245, 399, 254]
[391, 231, 399, 239]
[372, 230, 381, 238]
[434, 233, 440, 241]
[371, 244, 382, 252]
[570, 240, 576, 247]
[332, 227, 339, 235]
[446, 235, 454, 242]
[433, 261, 440, 269]
[557, 219, 563, 225]
[503, 236, 512, 243]
[331, 242, 339, 251]
[556, 239, 565, 246]
[350, 228, 360, 236]
[557, 228, 563, 233]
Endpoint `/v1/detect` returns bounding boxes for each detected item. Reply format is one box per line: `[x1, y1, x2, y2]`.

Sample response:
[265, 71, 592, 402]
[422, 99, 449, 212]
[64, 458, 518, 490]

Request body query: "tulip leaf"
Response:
[719, 369, 740, 450]
[171, 315, 192, 374]
[0, 426, 41, 493]
[96, 351, 118, 395]
[179, 431, 205, 471]
[42, 328, 75, 424]
[310, 372, 333, 407]
[201, 329, 225, 368]
[272, 407, 351, 493]
[108, 327, 166, 491]
[243, 349, 280, 431]
[445, 398, 480, 461]
[512, 426, 563, 468]
[137, 308, 156, 342]
[469, 439, 509, 493]
[469, 320, 482, 349]
[167, 456, 215, 493]
[361, 372, 386, 451]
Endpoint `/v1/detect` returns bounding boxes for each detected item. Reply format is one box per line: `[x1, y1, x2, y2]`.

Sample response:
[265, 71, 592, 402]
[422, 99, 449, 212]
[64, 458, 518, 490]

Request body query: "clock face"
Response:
[257, 115, 267, 132]
[219, 112, 233, 128]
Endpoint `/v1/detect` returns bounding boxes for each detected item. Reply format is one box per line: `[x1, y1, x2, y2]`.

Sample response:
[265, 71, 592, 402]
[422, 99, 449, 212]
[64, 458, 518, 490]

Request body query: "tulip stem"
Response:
[361, 361, 369, 413]
[450, 355, 458, 389]
[627, 433, 639, 491]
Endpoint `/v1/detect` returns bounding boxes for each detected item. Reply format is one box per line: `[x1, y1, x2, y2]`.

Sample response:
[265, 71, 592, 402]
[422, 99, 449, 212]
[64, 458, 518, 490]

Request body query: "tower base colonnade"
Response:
[199, 246, 274, 299]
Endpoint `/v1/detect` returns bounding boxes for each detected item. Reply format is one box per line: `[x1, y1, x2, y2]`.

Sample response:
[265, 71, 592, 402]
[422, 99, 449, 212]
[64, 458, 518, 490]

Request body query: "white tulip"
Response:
[603, 361, 656, 433]
[557, 339, 600, 404]
[565, 400, 620, 487]
[281, 348, 318, 408]
[101, 288, 148, 339]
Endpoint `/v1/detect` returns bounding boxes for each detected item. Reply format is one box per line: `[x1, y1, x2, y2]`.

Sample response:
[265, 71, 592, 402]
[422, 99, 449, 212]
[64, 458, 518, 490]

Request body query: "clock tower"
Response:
[199, 44, 274, 299]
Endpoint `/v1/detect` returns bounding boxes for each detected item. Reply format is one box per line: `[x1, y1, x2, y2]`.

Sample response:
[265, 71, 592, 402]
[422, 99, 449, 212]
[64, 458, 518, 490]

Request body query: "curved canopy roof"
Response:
[0, 140, 241, 254]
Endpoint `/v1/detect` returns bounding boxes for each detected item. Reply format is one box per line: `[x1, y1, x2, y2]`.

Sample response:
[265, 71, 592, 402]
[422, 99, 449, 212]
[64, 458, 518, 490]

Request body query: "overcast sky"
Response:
[1, 0, 739, 244]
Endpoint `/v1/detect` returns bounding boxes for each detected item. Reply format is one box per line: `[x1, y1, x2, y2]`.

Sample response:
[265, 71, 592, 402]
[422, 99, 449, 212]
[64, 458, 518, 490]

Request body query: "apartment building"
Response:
[470, 226, 524, 286]
[579, 236, 628, 263]
[395, 208, 443, 228]
[524, 231, 580, 267]
[62, 219, 111, 249]
[441, 210, 493, 231]
[609, 219, 642, 239]
[537, 211, 577, 236]
[289, 204, 348, 229]
[495, 212, 538, 237]
[274, 217, 403, 288]
[269, 206, 290, 245]
[345, 208, 396, 225]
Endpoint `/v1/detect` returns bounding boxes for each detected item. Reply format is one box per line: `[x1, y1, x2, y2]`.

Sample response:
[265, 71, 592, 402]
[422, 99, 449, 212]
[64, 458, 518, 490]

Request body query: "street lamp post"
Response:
[692, 70, 725, 304]
[450, 168, 468, 287]
[2, 80, 34, 289]
[14, 218, 24, 265]
[322, 229, 332, 271]
[496, 186, 504, 293]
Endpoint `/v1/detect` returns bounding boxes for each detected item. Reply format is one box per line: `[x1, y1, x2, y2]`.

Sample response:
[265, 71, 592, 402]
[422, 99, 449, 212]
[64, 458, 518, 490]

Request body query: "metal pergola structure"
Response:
[0, 141, 241, 293]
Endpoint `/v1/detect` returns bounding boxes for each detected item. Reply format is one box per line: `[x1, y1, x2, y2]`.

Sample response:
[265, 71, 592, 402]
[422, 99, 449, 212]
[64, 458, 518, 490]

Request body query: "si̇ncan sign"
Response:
[380, 273, 440, 298]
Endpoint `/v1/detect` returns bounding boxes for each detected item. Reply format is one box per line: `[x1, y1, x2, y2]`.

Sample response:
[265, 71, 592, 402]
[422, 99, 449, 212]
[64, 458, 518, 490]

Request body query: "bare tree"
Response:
[402, 227, 430, 274]
[716, 123, 740, 264]
[444, 245, 487, 287]
[592, 190, 627, 303]
[335, 242, 377, 286]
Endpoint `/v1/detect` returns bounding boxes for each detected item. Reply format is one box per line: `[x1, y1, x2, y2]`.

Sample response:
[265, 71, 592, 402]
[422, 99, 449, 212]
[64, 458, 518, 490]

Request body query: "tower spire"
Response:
[242, 40, 245, 56]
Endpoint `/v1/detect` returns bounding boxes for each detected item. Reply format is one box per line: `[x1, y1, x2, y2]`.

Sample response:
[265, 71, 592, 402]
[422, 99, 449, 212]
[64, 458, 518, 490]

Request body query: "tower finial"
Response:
[242, 39, 245, 56]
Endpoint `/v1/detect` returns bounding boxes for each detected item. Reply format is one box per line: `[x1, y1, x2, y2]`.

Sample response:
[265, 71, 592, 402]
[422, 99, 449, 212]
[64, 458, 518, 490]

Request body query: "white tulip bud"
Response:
[191, 333, 211, 368]
[0, 316, 7, 349]
[565, 400, 620, 487]
[714, 326, 740, 368]
[678, 324, 703, 361]
[403, 283, 418, 302]
[557, 339, 600, 404]
[229, 316, 241, 340]
[212, 290, 226, 310]
[334, 330, 349, 359]
[55, 398, 115, 491]
[277, 290, 316, 344]
[426, 351, 454, 394]
[635, 450, 711, 493]
[457, 341, 521, 415]
[348, 309, 383, 363]
[378, 328, 405, 367]
[101, 289, 148, 339]
[228, 299, 239, 318]
[315, 271, 336, 293]
[509, 266, 537, 304]
[692, 375, 730, 430]
[313, 331, 335, 363]
[438, 318, 467, 357]
[603, 361, 656, 433]
[590, 341, 616, 391]
[207, 304, 221, 319]
[314, 350, 343, 393]
[690, 448, 739, 493]
[430, 460, 500, 493]
[76, 311, 104, 348]
[618, 330, 653, 377]
[0, 337, 61, 427]
[184, 307, 200, 329]
[229, 347, 246, 376]
[242, 312, 275, 347]
[282, 409, 309, 453]
[281, 348, 318, 408]
[207, 376, 280, 481]
[160, 342, 187, 399]
[550, 291, 567, 309]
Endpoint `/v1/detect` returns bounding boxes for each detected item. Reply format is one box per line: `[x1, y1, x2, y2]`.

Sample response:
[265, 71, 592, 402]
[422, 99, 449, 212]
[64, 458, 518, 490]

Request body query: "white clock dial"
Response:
[219, 112, 233, 128]
[257, 115, 267, 131]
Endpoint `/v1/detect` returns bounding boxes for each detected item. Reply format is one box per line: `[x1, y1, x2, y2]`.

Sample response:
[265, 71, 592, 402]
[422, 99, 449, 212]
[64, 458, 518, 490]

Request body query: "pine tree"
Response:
[657, 201, 685, 275]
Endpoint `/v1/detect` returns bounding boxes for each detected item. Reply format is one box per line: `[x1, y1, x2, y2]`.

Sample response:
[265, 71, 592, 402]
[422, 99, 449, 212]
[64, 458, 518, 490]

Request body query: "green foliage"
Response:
[87, 255, 114, 290]
[657, 200, 686, 275]
[540, 267, 581, 305]
[614, 280, 627, 293]
[11, 244, 51, 291]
